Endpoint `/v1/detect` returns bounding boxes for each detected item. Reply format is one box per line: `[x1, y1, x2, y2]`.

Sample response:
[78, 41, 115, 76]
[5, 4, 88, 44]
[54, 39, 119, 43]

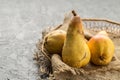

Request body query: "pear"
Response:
[62, 12, 91, 68]
[44, 30, 66, 56]
[87, 31, 115, 65]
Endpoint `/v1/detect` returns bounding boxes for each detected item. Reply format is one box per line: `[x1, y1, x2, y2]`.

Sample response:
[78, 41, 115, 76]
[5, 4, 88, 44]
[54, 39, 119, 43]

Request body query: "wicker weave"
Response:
[82, 18, 120, 36]
[34, 18, 120, 80]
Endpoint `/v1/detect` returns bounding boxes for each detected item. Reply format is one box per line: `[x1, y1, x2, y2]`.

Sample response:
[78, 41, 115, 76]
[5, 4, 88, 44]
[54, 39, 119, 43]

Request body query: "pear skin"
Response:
[62, 15, 91, 68]
[44, 30, 66, 56]
[87, 31, 115, 65]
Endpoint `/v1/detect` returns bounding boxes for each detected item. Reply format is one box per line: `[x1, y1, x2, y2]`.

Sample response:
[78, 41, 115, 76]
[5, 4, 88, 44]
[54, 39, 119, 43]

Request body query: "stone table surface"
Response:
[0, 0, 120, 80]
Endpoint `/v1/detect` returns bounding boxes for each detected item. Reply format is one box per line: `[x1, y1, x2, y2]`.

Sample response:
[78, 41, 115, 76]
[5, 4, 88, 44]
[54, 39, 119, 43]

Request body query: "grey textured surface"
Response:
[0, 0, 120, 80]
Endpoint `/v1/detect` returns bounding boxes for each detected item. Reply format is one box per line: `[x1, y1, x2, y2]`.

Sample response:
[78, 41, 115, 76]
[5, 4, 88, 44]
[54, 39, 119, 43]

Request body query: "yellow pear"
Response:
[62, 13, 91, 68]
[44, 30, 66, 56]
[87, 31, 115, 65]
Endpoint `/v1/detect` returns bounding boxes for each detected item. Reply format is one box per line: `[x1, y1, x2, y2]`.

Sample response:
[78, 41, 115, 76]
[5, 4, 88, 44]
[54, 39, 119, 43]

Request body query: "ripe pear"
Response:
[62, 14, 91, 68]
[87, 31, 115, 65]
[44, 30, 66, 56]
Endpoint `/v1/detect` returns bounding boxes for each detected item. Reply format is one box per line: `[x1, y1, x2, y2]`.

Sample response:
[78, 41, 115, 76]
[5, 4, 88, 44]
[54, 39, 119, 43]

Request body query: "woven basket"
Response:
[34, 17, 120, 80]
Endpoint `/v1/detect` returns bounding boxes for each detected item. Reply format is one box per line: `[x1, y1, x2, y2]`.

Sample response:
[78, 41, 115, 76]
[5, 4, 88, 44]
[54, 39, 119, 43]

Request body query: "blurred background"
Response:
[0, 0, 120, 80]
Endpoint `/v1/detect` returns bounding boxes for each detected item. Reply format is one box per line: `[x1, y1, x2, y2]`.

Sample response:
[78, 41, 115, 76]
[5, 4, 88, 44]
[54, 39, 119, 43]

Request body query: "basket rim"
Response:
[82, 18, 120, 25]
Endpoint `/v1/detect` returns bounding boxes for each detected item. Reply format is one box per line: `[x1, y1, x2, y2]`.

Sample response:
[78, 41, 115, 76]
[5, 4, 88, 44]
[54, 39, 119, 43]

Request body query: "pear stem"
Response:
[72, 10, 77, 16]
